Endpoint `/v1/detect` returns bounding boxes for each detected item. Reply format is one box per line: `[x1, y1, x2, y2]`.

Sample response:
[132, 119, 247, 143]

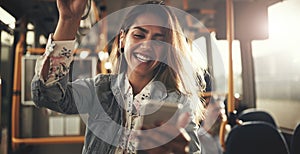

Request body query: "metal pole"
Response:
[226, 0, 235, 115]
[220, 0, 235, 151]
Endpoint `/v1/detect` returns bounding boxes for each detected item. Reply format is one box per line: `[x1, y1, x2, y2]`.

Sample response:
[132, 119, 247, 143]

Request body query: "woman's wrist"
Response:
[53, 18, 81, 41]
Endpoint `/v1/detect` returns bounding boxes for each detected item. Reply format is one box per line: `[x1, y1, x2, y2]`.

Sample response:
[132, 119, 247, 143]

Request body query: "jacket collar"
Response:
[110, 72, 168, 106]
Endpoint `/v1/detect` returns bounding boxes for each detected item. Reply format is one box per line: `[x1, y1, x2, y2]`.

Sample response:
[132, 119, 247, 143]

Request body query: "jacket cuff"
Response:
[35, 33, 76, 86]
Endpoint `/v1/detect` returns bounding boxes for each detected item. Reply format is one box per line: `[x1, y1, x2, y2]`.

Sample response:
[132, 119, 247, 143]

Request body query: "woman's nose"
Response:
[140, 41, 151, 49]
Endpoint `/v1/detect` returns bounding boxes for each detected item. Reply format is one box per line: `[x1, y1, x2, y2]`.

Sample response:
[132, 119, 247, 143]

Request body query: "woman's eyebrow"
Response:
[133, 26, 148, 33]
[132, 26, 165, 37]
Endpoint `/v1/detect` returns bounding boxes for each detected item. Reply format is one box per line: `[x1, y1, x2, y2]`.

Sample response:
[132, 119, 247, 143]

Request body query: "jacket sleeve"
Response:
[31, 74, 99, 114]
[35, 33, 76, 86]
[31, 34, 97, 114]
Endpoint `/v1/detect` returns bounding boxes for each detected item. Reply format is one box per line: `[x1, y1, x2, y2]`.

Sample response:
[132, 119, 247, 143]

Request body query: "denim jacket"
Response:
[31, 68, 201, 154]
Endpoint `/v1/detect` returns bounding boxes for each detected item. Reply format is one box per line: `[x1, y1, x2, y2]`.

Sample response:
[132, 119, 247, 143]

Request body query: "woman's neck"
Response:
[127, 72, 154, 95]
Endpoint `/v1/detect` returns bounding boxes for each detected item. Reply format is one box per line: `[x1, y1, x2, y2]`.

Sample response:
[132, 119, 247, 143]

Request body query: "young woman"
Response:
[31, 0, 205, 153]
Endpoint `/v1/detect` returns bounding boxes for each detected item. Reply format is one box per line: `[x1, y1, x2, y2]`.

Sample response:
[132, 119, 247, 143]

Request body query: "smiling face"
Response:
[121, 13, 168, 78]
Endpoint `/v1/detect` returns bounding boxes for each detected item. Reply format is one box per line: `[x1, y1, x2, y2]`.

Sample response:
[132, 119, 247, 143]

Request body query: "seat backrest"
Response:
[291, 123, 300, 154]
[224, 121, 290, 154]
[238, 108, 277, 127]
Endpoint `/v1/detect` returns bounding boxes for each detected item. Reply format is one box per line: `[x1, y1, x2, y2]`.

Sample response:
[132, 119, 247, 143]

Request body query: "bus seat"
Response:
[224, 121, 290, 154]
[291, 123, 300, 154]
[238, 108, 277, 127]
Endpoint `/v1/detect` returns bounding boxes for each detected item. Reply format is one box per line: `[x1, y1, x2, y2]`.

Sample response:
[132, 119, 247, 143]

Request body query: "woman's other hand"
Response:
[137, 113, 191, 154]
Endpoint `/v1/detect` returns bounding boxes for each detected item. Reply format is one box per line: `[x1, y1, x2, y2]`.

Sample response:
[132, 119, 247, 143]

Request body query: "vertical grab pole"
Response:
[11, 33, 25, 151]
[11, 18, 26, 151]
[219, 0, 235, 151]
[226, 0, 235, 116]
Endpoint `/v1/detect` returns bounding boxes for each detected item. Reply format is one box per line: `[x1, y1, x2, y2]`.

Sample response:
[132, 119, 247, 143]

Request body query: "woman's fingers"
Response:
[137, 122, 190, 153]
[142, 122, 181, 142]
[164, 128, 190, 154]
[138, 127, 176, 150]
[138, 133, 171, 153]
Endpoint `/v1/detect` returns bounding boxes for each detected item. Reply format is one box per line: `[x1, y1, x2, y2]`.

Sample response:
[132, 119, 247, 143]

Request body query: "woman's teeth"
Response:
[135, 53, 151, 62]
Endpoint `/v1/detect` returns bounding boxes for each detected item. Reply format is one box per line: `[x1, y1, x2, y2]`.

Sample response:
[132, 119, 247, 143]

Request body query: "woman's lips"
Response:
[134, 53, 153, 63]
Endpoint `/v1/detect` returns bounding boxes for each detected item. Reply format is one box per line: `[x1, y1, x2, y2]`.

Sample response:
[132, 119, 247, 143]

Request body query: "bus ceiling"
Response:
[1, 0, 283, 37]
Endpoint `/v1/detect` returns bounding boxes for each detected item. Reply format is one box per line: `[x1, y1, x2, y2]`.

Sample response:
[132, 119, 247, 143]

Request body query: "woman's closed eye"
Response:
[134, 34, 144, 39]
[133, 32, 145, 39]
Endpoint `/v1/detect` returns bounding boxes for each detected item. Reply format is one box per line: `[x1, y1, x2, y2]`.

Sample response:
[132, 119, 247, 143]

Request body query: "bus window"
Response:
[193, 34, 243, 111]
[0, 7, 15, 29]
[212, 37, 243, 99]
[252, 0, 300, 131]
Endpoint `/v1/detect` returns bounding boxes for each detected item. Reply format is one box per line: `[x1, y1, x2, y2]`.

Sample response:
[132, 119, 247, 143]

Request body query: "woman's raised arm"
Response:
[53, 0, 88, 40]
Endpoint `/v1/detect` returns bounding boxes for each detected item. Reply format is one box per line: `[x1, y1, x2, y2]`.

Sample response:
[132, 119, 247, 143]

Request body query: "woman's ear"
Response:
[119, 30, 125, 48]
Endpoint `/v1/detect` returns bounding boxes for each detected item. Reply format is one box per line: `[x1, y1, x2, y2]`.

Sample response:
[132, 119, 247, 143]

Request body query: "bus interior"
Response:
[1, 0, 300, 153]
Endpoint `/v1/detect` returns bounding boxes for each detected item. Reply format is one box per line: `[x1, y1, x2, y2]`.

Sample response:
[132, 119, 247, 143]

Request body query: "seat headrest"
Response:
[224, 121, 289, 154]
